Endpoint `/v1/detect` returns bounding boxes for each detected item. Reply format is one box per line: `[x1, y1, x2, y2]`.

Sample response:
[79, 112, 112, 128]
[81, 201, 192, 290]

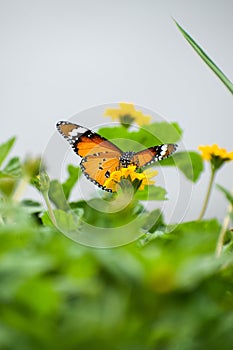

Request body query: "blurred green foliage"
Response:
[0, 209, 233, 350]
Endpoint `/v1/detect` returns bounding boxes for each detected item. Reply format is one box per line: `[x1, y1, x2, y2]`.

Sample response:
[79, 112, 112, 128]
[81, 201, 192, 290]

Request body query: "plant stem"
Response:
[198, 167, 216, 221]
[12, 176, 29, 201]
[0, 214, 4, 225]
[42, 190, 58, 229]
[215, 204, 233, 257]
[216, 187, 233, 257]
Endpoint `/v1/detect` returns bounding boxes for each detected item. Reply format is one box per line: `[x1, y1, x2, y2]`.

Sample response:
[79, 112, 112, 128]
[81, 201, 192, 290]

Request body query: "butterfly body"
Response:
[56, 121, 177, 192]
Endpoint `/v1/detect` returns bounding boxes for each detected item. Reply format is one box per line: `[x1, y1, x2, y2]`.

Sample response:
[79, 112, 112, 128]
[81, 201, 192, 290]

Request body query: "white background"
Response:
[1, 0, 232, 221]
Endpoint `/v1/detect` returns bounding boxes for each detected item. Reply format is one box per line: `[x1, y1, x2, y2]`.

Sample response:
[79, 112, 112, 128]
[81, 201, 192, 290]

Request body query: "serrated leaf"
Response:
[142, 122, 182, 145]
[3, 157, 22, 177]
[0, 157, 22, 196]
[0, 137, 16, 167]
[69, 197, 145, 229]
[98, 122, 182, 151]
[175, 20, 233, 94]
[41, 208, 83, 231]
[139, 230, 166, 246]
[62, 164, 81, 200]
[160, 151, 203, 182]
[48, 180, 69, 211]
[216, 184, 233, 206]
[135, 185, 167, 201]
[171, 218, 221, 236]
[141, 209, 165, 233]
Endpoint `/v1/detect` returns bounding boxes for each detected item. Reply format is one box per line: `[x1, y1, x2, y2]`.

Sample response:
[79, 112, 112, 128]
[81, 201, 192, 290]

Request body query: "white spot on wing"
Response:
[160, 144, 168, 156]
[77, 127, 88, 134]
[68, 127, 88, 138]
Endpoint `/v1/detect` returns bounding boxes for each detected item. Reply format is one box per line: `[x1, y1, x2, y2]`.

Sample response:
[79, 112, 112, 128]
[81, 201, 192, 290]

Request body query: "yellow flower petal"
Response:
[198, 144, 233, 162]
[143, 168, 159, 178]
[104, 102, 152, 126]
[103, 165, 158, 192]
[138, 169, 158, 190]
[104, 178, 118, 192]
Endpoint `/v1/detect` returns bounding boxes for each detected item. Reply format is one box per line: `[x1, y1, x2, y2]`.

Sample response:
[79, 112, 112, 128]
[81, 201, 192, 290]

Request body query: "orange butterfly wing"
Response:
[56, 121, 121, 157]
[57, 121, 122, 191]
[76, 134, 121, 157]
[81, 152, 121, 191]
[133, 144, 177, 167]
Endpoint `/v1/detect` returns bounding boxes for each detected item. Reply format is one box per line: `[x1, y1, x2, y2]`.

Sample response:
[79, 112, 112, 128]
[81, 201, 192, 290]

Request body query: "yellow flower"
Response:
[198, 144, 233, 161]
[198, 144, 233, 171]
[104, 102, 152, 127]
[103, 165, 158, 192]
[197, 144, 233, 221]
[140, 168, 158, 190]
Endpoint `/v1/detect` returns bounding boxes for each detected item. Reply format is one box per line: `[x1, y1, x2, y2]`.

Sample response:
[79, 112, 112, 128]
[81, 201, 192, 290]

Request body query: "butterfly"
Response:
[56, 121, 177, 192]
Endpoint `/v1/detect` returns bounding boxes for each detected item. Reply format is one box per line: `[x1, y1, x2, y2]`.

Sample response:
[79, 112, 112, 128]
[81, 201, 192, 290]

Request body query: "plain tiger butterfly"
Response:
[56, 121, 177, 192]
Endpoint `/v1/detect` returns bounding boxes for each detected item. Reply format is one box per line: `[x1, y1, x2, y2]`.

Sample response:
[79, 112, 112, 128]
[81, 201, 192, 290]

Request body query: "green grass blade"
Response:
[175, 20, 233, 94]
[216, 184, 233, 206]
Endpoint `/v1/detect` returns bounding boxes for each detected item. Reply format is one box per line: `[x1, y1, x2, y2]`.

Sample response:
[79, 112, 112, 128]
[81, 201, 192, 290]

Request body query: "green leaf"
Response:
[62, 164, 82, 200]
[0, 176, 17, 196]
[141, 209, 165, 233]
[175, 20, 233, 94]
[216, 184, 233, 205]
[70, 198, 145, 229]
[139, 230, 166, 246]
[170, 218, 220, 237]
[0, 157, 22, 195]
[98, 122, 182, 151]
[160, 151, 204, 182]
[135, 185, 167, 201]
[0, 137, 16, 167]
[3, 157, 22, 177]
[41, 208, 83, 231]
[48, 180, 69, 211]
[142, 122, 183, 145]
[98, 126, 135, 149]
[21, 200, 44, 214]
